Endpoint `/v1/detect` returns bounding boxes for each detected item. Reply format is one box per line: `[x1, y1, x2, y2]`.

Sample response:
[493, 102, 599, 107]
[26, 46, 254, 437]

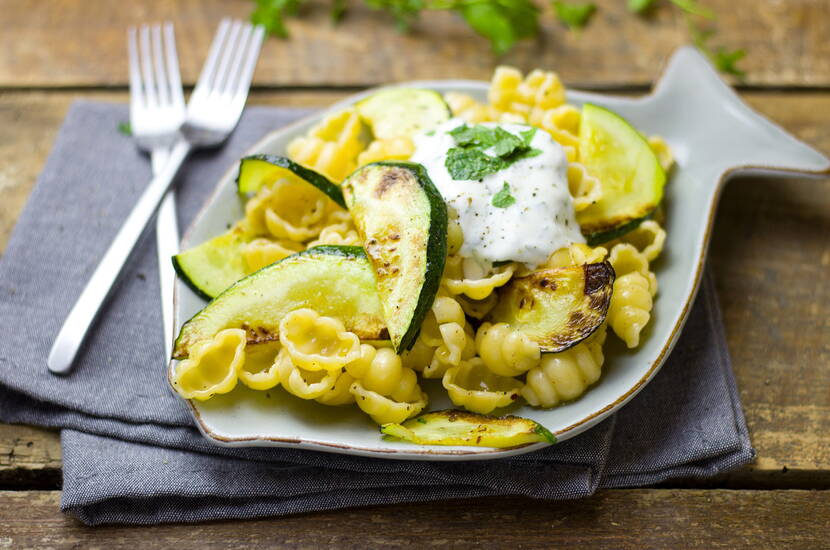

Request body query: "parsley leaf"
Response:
[628, 0, 656, 13]
[459, 0, 540, 55]
[492, 182, 516, 208]
[551, 1, 596, 30]
[251, 0, 306, 38]
[670, 0, 714, 19]
[690, 20, 746, 78]
[117, 122, 132, 136]
[446, 148, 506, 180]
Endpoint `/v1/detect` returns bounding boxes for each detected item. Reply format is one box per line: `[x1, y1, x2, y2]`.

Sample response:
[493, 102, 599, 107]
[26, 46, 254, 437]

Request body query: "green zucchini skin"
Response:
[356, 88, 451, 139]
[236, 154, 346, 208]
[173, 245, 388, 359]
[342, 161, 448, 352]
[576, 104, 666, 243]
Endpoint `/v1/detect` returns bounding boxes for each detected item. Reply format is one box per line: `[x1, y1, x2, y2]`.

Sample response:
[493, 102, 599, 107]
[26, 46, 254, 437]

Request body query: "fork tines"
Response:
[128, 22, 184, 113]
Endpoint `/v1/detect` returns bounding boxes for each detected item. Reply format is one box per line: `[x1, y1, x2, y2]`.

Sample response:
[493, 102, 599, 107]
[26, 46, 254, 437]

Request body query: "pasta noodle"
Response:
[648, 136, 675, 173]
[475, 322, 541, 377]
[286, 108, 367, 182]
[607, 272, 653, 349]
[442, 255, 516, 300]
[489, 66, 566, 126]
[607, 243, 658, 296]
[567, 162, 603, 212]
[279, 308, 361, 371]
[243, 179, 332, 242]
[238, 341, 282, 391]
[442, 358, 523, 414]
[315, 371, 357, 406]
[347, 345, 428, 424]
[172, 329, 246, 400]
[607, 220, 666, 262]
[275, 347, 341, 400]
[305, 221, 361, 248]
[522, 325, 607, 408]
[356, 136, 415, 166]
[242, 238, 303, 273]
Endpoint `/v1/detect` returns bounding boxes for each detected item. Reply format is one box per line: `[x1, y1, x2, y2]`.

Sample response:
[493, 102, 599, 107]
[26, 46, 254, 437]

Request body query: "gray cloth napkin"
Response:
[0, 101, 754, 525]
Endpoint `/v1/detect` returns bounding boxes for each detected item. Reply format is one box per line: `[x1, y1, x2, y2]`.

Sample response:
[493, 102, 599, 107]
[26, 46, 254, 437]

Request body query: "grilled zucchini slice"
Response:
[381, 410, 556, 447]
[173, 246, 387, 359]
[236, 154, 345, 207]
[576, 104, 666, 245]
[356, 88, 451, 139]
[489, 262, 614, 353]
[342, 162, 448, 352]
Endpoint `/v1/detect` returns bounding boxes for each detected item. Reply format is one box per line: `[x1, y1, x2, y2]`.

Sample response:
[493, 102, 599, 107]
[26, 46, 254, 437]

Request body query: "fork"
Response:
[48, 18, 265, 375]
[128, 23, 186, 362]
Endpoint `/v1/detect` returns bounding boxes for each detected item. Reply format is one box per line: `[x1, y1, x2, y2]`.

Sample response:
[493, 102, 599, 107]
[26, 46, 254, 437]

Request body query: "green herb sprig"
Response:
[445, 123, 540, 180]
[491, 182, 517, 208]
[250, 0, 744, 76]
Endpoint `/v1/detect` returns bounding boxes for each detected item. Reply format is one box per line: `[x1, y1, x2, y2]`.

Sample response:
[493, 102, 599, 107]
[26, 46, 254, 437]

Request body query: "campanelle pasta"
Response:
[173, 64, 673, 432]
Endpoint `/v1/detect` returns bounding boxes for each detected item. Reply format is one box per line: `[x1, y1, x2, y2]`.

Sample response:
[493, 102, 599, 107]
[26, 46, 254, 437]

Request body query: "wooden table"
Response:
[1, 1, 828, 547]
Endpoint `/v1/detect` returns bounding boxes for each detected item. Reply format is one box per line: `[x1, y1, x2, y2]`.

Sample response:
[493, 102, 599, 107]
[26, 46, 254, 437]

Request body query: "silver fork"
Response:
[128, 22, 186, 362]
[48, 18, 265, 375]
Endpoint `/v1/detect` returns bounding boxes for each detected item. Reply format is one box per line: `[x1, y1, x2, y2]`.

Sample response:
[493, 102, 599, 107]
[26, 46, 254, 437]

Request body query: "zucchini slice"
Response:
[236, 154, 345, 207]
[381, 410, 556, 447]
[489, 262, 615, 353]
[342, 162, 448, 352]
[172, 225, 252, 301]
[356, 88, 451, 139]
[173, 246, 387, 359]
[576, 104, 666, 245]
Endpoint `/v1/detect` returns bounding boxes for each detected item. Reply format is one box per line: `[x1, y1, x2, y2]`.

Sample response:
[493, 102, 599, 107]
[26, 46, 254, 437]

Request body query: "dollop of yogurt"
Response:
[410, 119, 584, 268]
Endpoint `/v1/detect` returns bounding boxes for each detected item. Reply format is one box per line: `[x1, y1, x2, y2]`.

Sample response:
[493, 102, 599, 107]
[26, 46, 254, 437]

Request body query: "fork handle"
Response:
[152, 148, 179, 363]
[48, 140, 192, 375]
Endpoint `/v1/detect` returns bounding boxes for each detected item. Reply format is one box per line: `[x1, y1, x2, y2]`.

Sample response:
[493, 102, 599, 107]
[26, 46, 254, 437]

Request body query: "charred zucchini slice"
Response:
[236, 154, 345, 207]
[576, 104, 666, 245]
[356, 88, 451, 139]
[381, 410, 556, 447]
[173, 246, 387, 359]
[342, 162, 448, 352]
[489, 262, 614, 353]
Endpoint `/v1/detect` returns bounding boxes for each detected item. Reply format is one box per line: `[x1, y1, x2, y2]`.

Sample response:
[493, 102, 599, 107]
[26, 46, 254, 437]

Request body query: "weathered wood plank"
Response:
[0, 91, 828, 485]
[0, 490, 828, 548]
[0, 0, 829, 88]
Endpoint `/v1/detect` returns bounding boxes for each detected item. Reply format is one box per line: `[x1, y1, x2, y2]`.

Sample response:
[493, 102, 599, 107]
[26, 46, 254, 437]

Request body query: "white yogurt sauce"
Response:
[410, 118, 584, 269]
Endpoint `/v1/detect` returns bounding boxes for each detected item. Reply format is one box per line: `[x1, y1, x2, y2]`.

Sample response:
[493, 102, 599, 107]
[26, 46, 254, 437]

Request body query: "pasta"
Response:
[522, 325, 607, 408]
[475, 322, 541, 377]
[348, 345, 428, 424]
[238, 341, 282, 390]
[315, 371, 357, 406]
[172, 329, 246, 400]
[442, 358, 523, 414]
[442, 255, 516, 300]
[489, 66, 566, 126]
[649, 136, 675, 173]
[607, 272, 653, 349]
[607, 220, 666, 262]
[607, 243, 658, 296]
[305, 220, 361, 248]
[567, 162, 603, 212]
[274, 347, 341, 400]
[540, 242, 608, 270]
[279, 308, 361, 371]
[243, 179, 332, 242]
[242, 238, 303, 273]
[286, 108, 367, 182]
[356, 136, 415, 166]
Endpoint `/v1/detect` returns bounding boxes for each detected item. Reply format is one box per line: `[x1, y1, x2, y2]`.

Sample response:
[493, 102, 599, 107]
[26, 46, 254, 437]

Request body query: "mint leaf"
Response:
[492, 182, 516, 208]
[446, 148, 506, 180]
[552, 1, 596, 30]
[519, 127, 537, 146]
[449, 124, 498, 147]
[117, 122, 132, 136]
[491, 127, 525, 156]
[628, 0, 656, 13]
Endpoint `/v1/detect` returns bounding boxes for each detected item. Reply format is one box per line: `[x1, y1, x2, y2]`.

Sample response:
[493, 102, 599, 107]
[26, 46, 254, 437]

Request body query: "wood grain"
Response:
[0, 90, 828, 487]
[0, 490, 828, 548]
[0, 0, 829, 88]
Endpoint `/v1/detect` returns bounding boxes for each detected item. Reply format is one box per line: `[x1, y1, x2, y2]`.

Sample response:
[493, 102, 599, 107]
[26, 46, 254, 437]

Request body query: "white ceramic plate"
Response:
[169, 47, 829, 460]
